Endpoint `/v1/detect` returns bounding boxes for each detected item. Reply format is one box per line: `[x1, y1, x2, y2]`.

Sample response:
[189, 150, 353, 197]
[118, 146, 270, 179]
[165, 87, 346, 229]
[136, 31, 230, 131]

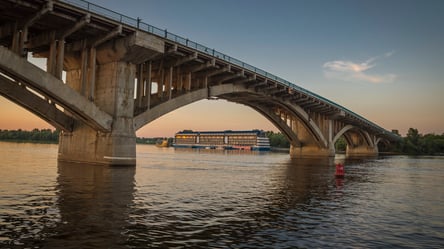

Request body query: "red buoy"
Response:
[335, 163, 345, 178]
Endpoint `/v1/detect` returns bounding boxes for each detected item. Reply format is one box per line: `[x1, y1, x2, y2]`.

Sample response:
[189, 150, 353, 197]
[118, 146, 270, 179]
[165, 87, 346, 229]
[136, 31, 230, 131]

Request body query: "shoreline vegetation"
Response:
[1, 128, 443, 156]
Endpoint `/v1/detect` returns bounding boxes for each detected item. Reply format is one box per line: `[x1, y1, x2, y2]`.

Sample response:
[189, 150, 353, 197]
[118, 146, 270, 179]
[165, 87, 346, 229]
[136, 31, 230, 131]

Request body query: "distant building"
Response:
[173, 130, 270, 151]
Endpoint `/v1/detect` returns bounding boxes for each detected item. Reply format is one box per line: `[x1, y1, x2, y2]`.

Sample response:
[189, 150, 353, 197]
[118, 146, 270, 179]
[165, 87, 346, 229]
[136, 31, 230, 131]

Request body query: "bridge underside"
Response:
[134, 82, 382, 160]
[0, 0, 397, 165]
[218, 90, 379, 159]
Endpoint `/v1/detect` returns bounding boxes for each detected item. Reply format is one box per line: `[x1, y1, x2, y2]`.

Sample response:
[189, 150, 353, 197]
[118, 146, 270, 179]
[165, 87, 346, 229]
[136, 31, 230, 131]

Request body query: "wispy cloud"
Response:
[323, 52, 396, 84]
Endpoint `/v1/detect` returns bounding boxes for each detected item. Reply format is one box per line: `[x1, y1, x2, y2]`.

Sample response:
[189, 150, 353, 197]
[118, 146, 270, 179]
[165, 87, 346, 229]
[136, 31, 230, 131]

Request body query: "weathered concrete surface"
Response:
[134, 88, 208, 130]
[58, 32, 163, 166]
[0, 74, 74, 131]
[59, 61, 137, 166]
[290, 145, 335, 158]
[346, 146, 378, 157]
[0, 46, 113, 132]
[58, 125, 137, 166]
[96, 31, 164, 64]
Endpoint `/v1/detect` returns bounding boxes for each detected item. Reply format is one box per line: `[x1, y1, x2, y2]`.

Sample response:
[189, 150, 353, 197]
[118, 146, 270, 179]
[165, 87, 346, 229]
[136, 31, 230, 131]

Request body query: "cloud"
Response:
[384, 50, 395, 57]
[323, 60, 374, 73]
[323, 52, 396, 84]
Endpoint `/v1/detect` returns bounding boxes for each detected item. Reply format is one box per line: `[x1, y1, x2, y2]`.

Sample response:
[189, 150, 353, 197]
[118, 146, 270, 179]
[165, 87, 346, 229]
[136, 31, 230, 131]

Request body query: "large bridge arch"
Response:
[241, 103, 301, 146]
[134, 88, 208, 130]
[227, 97, 328, 149]
[134, 83, 331, 155]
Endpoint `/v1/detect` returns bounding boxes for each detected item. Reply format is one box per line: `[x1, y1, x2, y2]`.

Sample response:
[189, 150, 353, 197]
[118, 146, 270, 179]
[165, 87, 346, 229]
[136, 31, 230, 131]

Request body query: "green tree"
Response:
[403, 128, 421, 155]
[266, 131, 290, 148]
[0, 128, 58, 143]
[335, 136, 347, 152]
[396, 128, 444, 155]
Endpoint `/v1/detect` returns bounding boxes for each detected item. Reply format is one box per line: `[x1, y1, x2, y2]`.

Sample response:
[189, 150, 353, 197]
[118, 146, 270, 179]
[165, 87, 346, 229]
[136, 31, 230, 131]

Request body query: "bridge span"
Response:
[0, 0, 400, 165]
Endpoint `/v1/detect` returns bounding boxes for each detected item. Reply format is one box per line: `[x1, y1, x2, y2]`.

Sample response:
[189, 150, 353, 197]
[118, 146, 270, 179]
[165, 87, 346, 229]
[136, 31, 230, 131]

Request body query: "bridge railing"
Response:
[60, 0, 393, 136]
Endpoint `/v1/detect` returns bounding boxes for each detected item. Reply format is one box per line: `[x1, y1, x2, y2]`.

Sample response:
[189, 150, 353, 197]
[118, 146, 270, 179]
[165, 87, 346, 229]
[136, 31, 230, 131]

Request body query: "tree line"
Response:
[394, 128, 444, 155]
[266, 128, 444, 155]
[1, 128, 443, 155]
[0, 128, 59, 143]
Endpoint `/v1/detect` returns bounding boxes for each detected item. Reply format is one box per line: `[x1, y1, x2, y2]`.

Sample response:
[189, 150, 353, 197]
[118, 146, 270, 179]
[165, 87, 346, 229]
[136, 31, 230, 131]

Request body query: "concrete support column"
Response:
[88, 47, 97, 101]
[185, 72, 191, 91]
[290, 145, 335, 158]
[47, 33, 57, 76]
[344, 131, 378, 157]
[56, 31, 164, 166]
[11, 25, 26, 56]
[58, 61, 136, 165]
[288, 118, 335, 158]
[136, 63, 144, 108]
[145, 61, 151, 109]
[167, 66, 173, 100]
[346, 145, 378, 158]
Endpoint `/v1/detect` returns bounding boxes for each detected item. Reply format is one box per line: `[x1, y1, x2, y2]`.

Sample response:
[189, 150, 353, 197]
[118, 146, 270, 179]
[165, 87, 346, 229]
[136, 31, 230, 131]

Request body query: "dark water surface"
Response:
[0, 142, 443, 248]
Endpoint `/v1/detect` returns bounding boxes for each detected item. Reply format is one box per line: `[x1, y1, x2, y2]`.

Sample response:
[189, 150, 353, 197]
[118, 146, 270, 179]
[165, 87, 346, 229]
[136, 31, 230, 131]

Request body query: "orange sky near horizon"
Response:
[1, 94, 443, 138]
[0, 96, 281, 137]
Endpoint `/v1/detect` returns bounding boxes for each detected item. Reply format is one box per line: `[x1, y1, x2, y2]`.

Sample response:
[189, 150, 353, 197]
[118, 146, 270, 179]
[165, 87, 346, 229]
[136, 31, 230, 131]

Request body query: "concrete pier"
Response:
[346, 146, 379, 158]
[289, 146, 336, 158]
[58, 61, 138, 165]
[57, 32, 163, 165]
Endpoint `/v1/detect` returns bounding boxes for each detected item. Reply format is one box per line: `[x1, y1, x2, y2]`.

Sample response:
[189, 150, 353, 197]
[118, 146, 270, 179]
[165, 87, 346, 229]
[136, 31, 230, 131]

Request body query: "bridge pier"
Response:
[58, 61, 137, 165]
[343, 130, 378, 158]
[58, 32, 163, 165]
[289, 145, 335, 158]
[346, 145, 378, 158]
[285, 114, 335, 159]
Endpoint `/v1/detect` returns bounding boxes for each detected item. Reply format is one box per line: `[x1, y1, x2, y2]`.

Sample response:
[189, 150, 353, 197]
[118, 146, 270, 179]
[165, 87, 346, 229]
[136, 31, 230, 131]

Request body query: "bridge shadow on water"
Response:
[39, 162, 136, 248]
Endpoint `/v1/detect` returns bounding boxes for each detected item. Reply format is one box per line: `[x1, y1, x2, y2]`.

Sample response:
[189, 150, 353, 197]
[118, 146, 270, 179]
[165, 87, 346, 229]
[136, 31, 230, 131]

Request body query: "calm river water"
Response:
[0, 141, 443, 248]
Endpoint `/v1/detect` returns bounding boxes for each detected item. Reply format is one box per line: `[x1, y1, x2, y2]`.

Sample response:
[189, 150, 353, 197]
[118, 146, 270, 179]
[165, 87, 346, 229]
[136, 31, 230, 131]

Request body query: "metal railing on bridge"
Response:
[60, 0, 392, 136]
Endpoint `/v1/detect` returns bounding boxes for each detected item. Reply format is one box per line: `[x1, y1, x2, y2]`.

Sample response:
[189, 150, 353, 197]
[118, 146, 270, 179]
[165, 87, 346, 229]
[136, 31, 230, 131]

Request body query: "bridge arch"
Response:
[333, 125, 355, 145]
[334, 124, 376, 146]
[340, 128, 378, 157]
[134, 88, 208, 130]
[134, 83, 329, 151]
[240, 102, 301, 146]
[231, 98, 328, 148]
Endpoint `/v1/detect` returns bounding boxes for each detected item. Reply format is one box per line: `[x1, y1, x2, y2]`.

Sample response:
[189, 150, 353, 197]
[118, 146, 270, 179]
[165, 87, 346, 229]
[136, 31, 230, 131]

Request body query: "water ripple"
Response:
[1, 144, 444, 248]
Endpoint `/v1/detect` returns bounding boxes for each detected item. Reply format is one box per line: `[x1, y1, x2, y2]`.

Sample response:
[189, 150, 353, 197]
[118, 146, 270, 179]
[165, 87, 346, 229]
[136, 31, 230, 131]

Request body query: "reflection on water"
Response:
[42, 162, 136, 248]
[0, 142, 443, 248]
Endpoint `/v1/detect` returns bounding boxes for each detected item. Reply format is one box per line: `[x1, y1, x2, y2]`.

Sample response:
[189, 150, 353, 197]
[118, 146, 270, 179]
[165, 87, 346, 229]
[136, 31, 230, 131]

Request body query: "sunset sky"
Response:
[1, 0, 443, 137]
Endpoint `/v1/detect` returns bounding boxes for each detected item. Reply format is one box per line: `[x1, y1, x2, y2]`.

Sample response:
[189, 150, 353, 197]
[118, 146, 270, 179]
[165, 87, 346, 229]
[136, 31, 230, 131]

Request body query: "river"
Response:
[0, 141, 443, 248]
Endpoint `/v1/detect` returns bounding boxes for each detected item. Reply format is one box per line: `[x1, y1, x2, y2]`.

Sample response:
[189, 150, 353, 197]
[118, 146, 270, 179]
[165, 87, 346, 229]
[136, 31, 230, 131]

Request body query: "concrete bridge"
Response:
[0, 0, 400, 165]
